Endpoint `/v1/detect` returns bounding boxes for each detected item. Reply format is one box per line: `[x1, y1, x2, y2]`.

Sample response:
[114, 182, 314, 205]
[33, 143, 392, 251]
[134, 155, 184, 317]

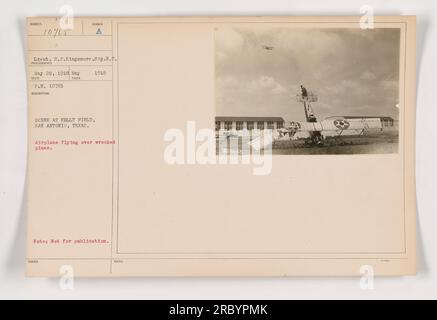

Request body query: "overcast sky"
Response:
[215, 27, 400, 122]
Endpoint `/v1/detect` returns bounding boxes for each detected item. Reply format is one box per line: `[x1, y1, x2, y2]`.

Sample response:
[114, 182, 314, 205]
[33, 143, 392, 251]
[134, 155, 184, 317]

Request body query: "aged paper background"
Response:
[26, 16, 416, 277]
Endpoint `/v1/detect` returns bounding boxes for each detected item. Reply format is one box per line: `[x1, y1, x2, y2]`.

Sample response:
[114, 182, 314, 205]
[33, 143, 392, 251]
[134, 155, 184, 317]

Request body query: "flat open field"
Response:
[273, 134, 399, 154]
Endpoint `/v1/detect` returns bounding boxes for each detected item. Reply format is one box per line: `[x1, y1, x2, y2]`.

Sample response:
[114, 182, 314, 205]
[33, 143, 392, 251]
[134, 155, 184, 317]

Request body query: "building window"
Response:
[277, 121, 284, 129]
[247, 121, 254, 130]
[225, 121, 232, 130]
[236, 121, 243, 130]
[215, 121, 221, 131]
[257, 121, 264, 130]
[267, 121, 274, 129]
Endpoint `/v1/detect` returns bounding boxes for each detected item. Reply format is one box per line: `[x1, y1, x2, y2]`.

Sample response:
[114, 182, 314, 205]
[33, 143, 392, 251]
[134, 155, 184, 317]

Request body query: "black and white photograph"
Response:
[215, 27, 401, 154]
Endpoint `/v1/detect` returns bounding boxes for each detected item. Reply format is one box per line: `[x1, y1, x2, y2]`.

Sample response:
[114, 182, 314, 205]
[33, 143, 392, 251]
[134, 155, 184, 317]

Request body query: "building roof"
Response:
[215, 116, 285, 122]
